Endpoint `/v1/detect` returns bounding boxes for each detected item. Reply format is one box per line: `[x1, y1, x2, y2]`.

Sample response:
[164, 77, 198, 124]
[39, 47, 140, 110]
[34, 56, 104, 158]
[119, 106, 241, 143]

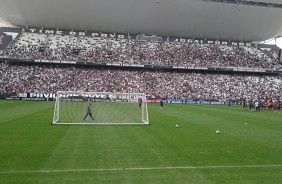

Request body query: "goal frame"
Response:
[52, 91, 149, 125]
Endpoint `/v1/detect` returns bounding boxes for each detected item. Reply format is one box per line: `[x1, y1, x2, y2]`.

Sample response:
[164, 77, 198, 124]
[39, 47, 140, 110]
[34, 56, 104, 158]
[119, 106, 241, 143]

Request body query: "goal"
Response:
[52, 91, 149, 125]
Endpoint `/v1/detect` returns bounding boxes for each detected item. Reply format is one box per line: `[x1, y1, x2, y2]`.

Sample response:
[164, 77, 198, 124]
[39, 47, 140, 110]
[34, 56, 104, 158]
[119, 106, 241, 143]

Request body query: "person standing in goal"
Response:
[83, 103, 94, 121]
[138, 98, 142, 109]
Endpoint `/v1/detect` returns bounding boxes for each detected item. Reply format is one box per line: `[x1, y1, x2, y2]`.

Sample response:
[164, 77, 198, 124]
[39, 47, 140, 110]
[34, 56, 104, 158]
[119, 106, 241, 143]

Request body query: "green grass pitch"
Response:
[0, 100, 282, 184]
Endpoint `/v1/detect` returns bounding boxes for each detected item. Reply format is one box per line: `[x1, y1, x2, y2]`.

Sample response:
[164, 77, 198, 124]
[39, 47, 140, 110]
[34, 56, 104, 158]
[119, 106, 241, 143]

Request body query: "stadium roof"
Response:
[0, 0, 282, 42]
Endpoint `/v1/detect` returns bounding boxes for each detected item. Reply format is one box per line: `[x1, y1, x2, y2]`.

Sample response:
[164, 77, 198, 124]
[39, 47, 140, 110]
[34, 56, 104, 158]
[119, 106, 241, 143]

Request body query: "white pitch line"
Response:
[0, 106, 53, 123]
[1, 164, 282, 174]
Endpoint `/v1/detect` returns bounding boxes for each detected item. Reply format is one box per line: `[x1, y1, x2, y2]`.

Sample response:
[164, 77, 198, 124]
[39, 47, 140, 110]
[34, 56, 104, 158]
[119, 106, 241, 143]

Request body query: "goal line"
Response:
[51, 122, 149, 125]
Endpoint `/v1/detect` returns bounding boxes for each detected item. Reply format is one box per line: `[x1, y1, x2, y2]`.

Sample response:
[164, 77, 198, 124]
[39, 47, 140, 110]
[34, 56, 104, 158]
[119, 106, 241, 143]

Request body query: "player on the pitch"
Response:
[138, 98, 142, 109]
[83, 103, 94, 121]
[160, 99, 164, 109]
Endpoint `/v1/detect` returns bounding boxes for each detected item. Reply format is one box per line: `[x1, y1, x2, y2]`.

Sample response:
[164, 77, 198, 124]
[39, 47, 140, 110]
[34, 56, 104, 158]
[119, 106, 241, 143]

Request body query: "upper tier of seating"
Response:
[2, 32, 281, 70]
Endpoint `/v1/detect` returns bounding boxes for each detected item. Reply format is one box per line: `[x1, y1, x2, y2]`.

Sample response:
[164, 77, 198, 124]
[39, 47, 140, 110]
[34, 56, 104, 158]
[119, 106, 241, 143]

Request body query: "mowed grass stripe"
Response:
[1, 101, 282, 184]
[175, 104, 282, 150]
[0, 106, 69, 171]
[0, 101, 54, 122]
[164, 104, 282, 144]
[31, 104, 213, 183]
[36, 103, 204, 180]
[41, 122, 183, 169]
[0, 106, 53, 123]
[1, 167, 282, 184]
[148, 104, 282, 165]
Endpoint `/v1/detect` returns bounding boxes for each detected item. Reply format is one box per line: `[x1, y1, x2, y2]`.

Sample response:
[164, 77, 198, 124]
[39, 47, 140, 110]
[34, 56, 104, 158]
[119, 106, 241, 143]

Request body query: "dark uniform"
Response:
[242, 99, 247, 110]
[138, 98, 142, 109]
[160, 100, 164, 109]
[83, 103, 94, 121]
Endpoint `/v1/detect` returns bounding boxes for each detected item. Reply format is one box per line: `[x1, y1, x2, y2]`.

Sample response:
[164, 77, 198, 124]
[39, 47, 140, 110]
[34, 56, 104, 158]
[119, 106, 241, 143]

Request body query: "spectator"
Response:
[0, 62, 281, 101]
[2, 33, 281, 70]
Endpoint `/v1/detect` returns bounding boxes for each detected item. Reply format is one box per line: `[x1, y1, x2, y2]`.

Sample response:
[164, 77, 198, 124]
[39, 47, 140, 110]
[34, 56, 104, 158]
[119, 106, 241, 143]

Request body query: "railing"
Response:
[1, 56, 281, 74]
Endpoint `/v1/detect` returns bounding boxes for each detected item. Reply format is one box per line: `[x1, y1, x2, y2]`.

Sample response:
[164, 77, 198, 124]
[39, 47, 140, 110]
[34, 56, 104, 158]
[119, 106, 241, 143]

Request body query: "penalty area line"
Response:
[1, 164, 282, 174]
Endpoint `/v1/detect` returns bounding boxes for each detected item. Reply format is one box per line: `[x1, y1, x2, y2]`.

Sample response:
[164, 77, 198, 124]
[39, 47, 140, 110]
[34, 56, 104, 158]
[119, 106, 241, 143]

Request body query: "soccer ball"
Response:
[176, 124, 180, 128]
[216, 130, 220, 134]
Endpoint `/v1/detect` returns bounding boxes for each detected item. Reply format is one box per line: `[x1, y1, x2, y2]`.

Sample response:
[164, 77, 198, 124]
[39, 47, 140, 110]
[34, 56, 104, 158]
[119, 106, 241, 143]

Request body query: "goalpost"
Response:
[52, 91, 149, 125]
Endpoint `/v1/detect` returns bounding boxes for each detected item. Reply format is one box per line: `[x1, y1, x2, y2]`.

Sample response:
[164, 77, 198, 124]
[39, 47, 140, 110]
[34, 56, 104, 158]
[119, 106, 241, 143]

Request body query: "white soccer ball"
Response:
[216, 130, 220, 134]
[176, 124, 180, 128]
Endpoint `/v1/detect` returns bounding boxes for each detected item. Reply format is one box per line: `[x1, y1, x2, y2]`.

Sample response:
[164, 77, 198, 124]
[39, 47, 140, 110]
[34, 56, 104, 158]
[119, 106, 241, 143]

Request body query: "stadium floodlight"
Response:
[52, 91, 149, 125]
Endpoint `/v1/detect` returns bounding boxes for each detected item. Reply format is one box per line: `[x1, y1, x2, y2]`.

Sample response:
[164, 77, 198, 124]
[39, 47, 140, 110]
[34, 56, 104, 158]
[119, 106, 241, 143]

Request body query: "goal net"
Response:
[52, 91, 149, 125]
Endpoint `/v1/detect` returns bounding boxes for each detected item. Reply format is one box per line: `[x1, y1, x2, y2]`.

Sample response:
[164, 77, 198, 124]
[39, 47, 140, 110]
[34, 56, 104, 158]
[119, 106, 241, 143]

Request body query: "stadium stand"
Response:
[0, 32, 14, 50]
[0, 62, 281, 101]
[3, 33, 47, 59]
[2, 33, 281, 70]
[0, 30, 281, 103]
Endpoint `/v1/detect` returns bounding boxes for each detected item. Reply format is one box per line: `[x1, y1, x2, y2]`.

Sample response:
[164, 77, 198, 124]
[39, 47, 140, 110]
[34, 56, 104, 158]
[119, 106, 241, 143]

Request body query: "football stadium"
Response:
[0, 0, 282, 183]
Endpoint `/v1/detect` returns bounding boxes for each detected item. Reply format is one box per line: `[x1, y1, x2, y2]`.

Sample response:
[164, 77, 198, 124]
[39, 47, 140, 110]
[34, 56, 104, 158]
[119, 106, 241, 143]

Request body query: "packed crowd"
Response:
[2, 33, 281, 69]
[0, 62, 281, 101]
